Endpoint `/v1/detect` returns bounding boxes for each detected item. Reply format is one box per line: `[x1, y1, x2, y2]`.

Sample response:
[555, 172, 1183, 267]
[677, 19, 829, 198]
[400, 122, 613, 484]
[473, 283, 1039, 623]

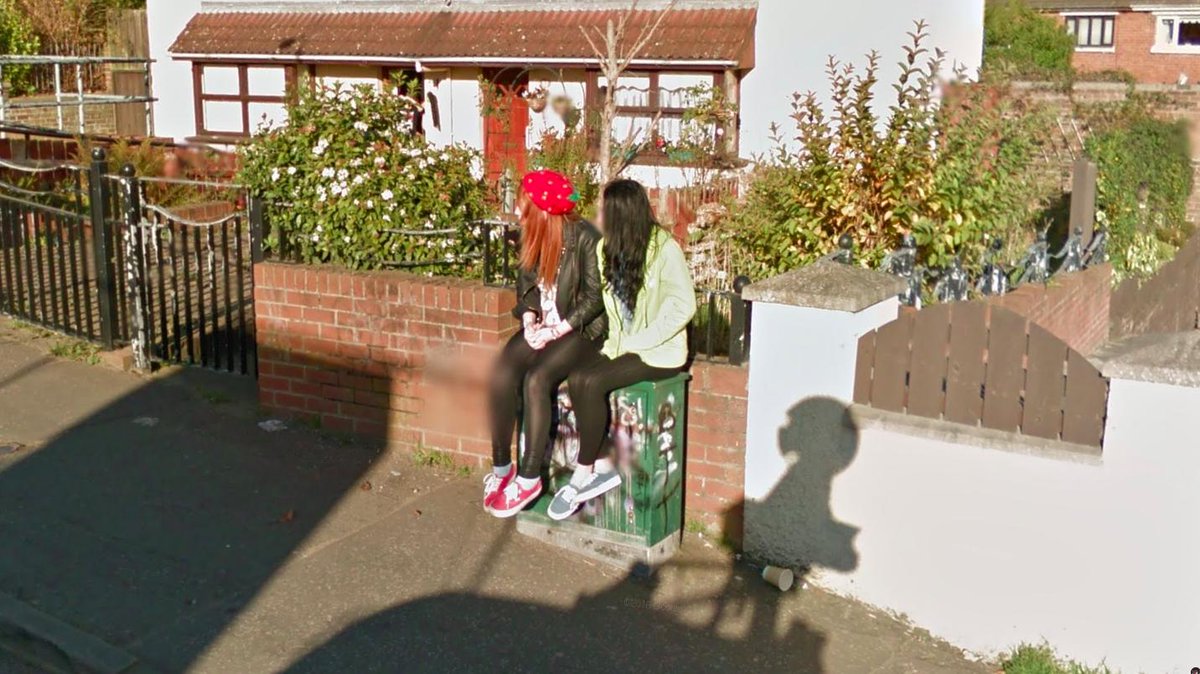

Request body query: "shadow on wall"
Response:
[738, 396, 861, 573]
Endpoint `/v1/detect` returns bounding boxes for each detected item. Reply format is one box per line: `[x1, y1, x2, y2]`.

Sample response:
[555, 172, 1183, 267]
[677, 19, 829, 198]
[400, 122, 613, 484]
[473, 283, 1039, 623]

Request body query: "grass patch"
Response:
[456, 465, 472, 479]
[49, 339, 100, 366]
[685, 519, 709, 535]
[195, 387, 232, 405]
[1002, 644, 1116, 674]
[412, 447, 454, 470]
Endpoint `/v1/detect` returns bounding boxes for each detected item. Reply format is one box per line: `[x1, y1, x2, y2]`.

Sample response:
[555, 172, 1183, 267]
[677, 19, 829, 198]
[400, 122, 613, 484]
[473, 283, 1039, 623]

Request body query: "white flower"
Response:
[343, 235, 351, 244]
[353, 121, 369, 133]
[337, 168, 349, 181]
[353, 175, 365, 186]
[381, 189, 394, 201]
[315, 224, 323, 233]
[311, 233, 320, 242]
[313, 145, 326, 157]
[287, 166, 297, 176]
[321, 167, 336, 179]
[382, 214, 391, 222]
[418, 159, 428, 170]
[366, 199, 374, 209]
[440, 152, 450, 161]
[271, 168, 280, 182]
[353, 199, 360, 206]
[374, 156, 386, 168]
[350, 158, 363, 168]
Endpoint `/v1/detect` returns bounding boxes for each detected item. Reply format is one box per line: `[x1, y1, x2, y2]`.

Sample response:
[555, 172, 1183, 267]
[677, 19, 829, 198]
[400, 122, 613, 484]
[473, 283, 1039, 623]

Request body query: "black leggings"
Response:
[568, 351, 682, 467]
[490, 331, 599, 479]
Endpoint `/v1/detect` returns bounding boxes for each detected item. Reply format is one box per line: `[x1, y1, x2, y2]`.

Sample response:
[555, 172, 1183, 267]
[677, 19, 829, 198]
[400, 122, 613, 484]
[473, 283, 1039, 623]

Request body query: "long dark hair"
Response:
[602, 179, 657, 314]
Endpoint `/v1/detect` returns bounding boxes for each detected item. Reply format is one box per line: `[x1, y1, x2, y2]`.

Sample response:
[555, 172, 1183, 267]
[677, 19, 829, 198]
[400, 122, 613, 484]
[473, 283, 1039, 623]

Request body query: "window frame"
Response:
[192, 62, 296, 141]
[1152, 11, 1200, 54]
[1063, 13, 1117, 52]
[584, 69, 737, 167]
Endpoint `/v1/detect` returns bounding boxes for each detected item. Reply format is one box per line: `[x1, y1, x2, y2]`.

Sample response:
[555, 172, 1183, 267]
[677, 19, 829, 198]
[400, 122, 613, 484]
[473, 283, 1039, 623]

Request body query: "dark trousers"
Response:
[567, 351, 682, 467]
[490, 331, 599, 479]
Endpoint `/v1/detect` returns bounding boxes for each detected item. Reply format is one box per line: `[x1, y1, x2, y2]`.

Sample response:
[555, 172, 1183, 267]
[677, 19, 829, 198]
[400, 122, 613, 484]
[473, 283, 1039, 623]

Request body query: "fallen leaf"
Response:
[360, 480, 372, 491]
[413, 509, 423, 517]
[278, 510, 295, 524]
[0, 443, 24, 455]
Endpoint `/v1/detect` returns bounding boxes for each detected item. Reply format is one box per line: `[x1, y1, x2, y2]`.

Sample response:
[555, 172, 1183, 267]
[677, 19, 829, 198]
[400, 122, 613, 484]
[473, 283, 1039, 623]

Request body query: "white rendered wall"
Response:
[739, 0, 985, 159]
[798, 377, 1200, 672]
[743, 290, 1200, 671]
[147, 0, 203, 140]
[743, 298, 899, 502]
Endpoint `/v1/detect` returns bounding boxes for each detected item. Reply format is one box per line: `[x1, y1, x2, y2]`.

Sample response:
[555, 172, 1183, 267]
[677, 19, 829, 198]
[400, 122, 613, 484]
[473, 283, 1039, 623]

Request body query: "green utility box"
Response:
[517, 373, 689, 569]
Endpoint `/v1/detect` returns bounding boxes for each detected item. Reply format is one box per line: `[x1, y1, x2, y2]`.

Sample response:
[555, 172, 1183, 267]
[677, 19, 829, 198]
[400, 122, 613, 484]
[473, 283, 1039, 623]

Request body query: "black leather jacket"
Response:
[512, 219, 607, 341]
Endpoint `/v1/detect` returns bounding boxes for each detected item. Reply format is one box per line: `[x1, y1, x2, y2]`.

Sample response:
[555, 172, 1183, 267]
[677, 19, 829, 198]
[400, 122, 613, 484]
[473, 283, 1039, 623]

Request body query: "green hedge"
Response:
[1086, 114, 1194, 279]
[984, 0, 1075, 80]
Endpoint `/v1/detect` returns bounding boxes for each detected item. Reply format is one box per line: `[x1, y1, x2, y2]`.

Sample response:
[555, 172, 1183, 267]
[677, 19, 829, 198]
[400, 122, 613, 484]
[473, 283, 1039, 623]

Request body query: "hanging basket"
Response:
[526, 88, 549, 113]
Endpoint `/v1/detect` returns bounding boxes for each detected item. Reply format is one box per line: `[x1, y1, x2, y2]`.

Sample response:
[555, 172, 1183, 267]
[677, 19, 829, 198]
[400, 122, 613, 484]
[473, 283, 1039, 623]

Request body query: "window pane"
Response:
[247, 67, 285, 97]
[202, 66, 239, 96]
[658, 73, 712, 109]
[1102, 17, 1114, 46]
[248, 102, 287, 132]
[1180, 21, 1200, 46]
[203, 100, 243, 134]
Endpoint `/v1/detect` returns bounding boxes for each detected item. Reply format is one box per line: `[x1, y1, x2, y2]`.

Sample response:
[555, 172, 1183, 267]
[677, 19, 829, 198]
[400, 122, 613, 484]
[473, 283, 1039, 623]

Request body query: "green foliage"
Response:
[1001, 643, 1114, 674]
[49, 338, 100, 365]
[1084, 107, 1193, 279]
[238, 77, 489, 271]
[984, 0, 1075, 80]
[719, 23, 1052, 280]
[527, 127, 599, 219]
[412, 447, 454, 470]
[0, 0, 39, 94]
[662, 83, 738, 166]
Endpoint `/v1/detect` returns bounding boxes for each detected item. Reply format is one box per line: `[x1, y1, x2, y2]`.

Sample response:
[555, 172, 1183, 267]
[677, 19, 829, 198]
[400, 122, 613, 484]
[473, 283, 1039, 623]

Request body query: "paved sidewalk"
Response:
[0, 323, 993, 674]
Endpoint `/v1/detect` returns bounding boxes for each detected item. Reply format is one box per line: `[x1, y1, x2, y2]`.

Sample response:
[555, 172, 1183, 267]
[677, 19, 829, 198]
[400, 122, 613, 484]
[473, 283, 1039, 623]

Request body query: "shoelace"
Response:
[483, 473, 501, 493]
[502, 480, 521, 501]
[558, 484, 579, 505]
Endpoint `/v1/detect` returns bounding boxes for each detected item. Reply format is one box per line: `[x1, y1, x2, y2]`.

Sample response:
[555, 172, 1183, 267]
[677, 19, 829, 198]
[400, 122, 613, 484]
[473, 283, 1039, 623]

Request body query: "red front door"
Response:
[483, 70, 529, 190]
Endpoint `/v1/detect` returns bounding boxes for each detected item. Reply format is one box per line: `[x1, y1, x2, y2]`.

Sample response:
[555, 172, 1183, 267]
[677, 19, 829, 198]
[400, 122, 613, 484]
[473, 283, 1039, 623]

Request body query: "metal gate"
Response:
[0, 148, 259, 375]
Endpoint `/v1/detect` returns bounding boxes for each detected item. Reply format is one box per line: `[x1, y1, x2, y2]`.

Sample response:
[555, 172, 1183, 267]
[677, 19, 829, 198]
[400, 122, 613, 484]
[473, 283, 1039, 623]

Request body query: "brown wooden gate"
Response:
[854, 303, 1109, 448]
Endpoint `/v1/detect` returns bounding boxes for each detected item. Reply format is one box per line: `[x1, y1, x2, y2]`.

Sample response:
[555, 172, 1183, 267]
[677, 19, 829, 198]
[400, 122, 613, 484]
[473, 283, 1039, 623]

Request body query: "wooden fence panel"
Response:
[869, 311, 914, 413]
[1023, 324, 1068, 440]
[981, 309, 1027, 434]
[853, 302, 1107, 448]
[906, 303, 951, 419]
[853, 330, 876, 405]
[1062, 350, 1108, 446]
[945, 302, 988, 426]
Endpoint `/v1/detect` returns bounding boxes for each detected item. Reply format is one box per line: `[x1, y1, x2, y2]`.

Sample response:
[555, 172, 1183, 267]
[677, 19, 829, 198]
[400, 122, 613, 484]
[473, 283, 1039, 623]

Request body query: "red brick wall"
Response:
[983, 263, 1112, 355]
[1067, 11, 1200, 85]
[254, 261, 748, 539]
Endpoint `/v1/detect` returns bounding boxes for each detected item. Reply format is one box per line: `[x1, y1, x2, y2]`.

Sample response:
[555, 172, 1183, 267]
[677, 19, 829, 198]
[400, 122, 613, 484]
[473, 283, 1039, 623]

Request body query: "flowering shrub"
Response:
[239, 77, 490, 271]
[716, 23, 1052, 280]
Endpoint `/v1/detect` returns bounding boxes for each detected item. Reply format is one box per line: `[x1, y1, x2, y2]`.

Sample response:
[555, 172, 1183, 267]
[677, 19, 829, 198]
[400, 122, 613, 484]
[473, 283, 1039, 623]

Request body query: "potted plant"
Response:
[526, 87, 549, 113]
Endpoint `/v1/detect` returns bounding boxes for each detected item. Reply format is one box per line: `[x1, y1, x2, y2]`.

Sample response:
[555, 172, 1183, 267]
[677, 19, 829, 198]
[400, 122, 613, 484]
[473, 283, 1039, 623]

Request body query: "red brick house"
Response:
[1032, 0, 1200, 84]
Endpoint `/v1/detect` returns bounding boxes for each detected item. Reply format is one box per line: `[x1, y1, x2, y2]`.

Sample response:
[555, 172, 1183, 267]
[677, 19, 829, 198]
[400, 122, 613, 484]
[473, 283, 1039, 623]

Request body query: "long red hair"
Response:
[517, 189, 567, 285]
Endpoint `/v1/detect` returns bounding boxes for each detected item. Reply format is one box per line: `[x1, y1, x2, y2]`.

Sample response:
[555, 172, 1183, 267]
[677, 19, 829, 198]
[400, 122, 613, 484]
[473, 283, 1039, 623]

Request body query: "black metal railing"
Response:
[262, 206, 521, 288]
[691, 275, 751, 366]
[0, 156, 104, 342]
[0, 148, 259, 375]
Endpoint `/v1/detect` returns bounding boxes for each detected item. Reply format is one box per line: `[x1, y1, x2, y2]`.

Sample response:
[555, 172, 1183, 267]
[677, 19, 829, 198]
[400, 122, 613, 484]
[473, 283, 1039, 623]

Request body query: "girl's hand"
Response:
[530, 322, 572, 349]
[523, 312, 544, 349]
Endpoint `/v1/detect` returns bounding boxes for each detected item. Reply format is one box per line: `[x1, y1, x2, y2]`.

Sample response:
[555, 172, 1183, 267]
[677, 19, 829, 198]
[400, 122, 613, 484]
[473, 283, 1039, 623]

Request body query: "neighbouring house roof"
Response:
[1026, 0, 1200, 10]
[169, 8, 757, 69]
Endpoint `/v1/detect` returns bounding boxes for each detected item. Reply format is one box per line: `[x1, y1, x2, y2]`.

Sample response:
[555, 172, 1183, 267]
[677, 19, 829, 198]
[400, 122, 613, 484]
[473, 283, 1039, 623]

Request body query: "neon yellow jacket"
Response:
[597, 227, 697, 369]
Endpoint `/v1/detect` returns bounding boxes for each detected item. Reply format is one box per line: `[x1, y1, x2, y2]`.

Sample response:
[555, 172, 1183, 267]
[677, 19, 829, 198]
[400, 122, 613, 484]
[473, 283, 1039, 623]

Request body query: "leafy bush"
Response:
[984, 0, 1075, 80]
[718, 23, 1053, 279]
[0, 0, 39, 94]
[527, 127, 599, 219]
[1001, 643, 1113, 674]
[238, 77, 490, 271]
[1084, 108, 1193, 279]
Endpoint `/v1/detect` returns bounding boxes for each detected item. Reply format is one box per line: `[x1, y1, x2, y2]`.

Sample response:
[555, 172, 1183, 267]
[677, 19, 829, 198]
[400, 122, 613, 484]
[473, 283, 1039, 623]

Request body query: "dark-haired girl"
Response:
[547, 179, 696, 520]
[485, 170, 607, 518]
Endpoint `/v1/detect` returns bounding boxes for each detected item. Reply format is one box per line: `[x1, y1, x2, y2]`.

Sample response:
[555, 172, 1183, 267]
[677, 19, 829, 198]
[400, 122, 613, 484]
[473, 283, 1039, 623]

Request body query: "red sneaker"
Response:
[489, 479, 543, 518]
[482, 470, 514, 512]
